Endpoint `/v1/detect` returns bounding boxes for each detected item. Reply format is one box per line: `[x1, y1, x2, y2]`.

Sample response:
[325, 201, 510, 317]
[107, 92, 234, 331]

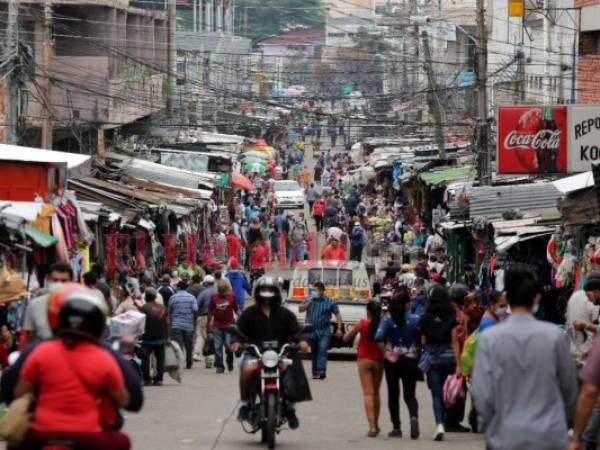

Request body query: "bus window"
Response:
[308, 269, 322, 285]
[339, 269, 353, 286]
[323, 269, 338, 287]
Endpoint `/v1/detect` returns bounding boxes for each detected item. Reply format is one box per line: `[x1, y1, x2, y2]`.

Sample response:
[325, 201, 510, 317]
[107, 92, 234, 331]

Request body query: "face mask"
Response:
[494, 307, 508, 318]
[46, 282, 61, 291]
[532, 304, 540, 314]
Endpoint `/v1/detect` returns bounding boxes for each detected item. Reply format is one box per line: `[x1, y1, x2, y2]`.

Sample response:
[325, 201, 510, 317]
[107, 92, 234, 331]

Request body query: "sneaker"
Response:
[388, 429, 402, 438]
[434, 424, 444, 441]
[445, 424, 470, 433]
[227, 363, 234, 372]
[153, 380, 163, 386]
[318, 373, 327, 380]
[216, 368, 225, 374]
[410, 417, 419, 439]
[286, 409, 300, 429]
[193, 354, 202, 362]
[238, 405, 250, 422]
[205, 361, 213, 369]
[312, 373, 321, 380]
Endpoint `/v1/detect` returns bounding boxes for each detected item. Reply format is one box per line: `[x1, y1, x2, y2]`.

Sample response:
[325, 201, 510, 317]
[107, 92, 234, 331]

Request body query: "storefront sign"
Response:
[497, 105, 568, 174]
[567, 105, 600, 172]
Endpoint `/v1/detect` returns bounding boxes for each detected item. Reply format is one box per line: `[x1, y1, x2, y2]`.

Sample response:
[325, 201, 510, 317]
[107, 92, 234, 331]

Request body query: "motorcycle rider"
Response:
[231, 276, 309, 429]
[1, 283, 143, 432]
[11, 287, 131, 449]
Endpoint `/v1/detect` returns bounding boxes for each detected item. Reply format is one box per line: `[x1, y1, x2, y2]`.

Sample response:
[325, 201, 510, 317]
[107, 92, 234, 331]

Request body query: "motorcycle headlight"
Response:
[262, 350, 279, 369]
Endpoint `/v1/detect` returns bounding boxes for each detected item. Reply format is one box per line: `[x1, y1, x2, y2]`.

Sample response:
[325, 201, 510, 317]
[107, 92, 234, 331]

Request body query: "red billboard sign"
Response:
[497, 105, 568, 174]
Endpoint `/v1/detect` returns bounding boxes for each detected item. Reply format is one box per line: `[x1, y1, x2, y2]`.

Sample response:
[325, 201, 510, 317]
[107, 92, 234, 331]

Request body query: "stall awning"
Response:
[420, 166, 474, 186]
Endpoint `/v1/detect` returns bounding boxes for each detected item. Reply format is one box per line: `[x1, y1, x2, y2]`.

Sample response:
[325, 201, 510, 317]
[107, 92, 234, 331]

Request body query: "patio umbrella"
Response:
[244, 162, 267, 174]
[231, 172, 255, 191]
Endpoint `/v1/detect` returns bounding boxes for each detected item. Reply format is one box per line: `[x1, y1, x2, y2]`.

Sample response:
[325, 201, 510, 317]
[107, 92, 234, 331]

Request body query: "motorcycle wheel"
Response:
[265, 391, 277, 449]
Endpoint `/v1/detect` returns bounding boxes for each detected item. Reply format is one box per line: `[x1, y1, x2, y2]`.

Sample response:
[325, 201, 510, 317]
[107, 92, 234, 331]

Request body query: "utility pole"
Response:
[475, 0, 490, 185]
[422, 31, 445, 160]
[408, 0, 419, 96]
[3, 0, 19, 144]
[167, 0, 177, 116]
[41, 0, 53, 149]
[542, 0, 552, 106]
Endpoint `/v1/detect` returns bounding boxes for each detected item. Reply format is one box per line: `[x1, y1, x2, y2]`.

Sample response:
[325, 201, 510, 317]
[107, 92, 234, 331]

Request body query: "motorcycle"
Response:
[228, 326, 311, 450]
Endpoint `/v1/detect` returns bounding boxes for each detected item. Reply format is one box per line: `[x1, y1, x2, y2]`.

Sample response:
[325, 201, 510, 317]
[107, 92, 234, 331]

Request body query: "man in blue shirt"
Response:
[299, 282, 343, 379]
[169, 280, 198, 369]
[194, 275, 216, 368]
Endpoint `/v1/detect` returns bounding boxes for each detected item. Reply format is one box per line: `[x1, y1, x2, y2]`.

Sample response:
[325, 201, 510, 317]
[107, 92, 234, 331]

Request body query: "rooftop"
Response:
[258, 28, 326, 46]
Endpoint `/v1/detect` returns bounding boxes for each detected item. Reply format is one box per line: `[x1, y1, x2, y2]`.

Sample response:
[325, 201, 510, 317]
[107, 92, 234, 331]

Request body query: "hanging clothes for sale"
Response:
[51, 214, 69, 262]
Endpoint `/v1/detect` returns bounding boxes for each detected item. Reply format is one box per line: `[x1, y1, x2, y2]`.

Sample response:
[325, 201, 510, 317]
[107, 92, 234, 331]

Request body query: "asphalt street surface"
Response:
[125, 358, 485, 449]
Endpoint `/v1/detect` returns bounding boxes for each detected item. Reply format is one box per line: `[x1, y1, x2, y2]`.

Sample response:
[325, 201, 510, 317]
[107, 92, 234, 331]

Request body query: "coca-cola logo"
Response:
[504, 129, 561, 151]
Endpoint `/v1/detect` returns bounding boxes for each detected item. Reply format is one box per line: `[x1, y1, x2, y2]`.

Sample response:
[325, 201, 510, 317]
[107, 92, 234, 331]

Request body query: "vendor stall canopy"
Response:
[420, 165, 475, 186]
[0, 144, 90, 169]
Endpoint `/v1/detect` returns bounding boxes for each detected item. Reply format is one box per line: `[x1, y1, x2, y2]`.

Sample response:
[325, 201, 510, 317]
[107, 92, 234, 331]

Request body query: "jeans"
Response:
[141, 339, 165, 384]
[214, 327, 233, 370]
[314, 215, 323, 231]
[308, 333, 331, 375]
[426, 362, 455, 425]
[350, 243, 364, 262]
[384, 357, 420, 429]
[171, 328, 194, 368]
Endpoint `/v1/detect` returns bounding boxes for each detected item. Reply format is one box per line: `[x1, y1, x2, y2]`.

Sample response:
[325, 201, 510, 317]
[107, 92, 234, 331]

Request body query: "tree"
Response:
[352, 27, 387, 53]
[235, 0, 325, 40]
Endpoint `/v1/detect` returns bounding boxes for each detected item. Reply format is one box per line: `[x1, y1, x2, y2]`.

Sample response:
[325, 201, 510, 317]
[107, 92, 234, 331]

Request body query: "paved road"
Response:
[125, 359, 485, 449]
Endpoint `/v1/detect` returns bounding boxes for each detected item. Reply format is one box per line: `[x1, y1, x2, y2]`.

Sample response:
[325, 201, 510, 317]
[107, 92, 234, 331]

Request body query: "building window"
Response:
[580, 31, 600, 56]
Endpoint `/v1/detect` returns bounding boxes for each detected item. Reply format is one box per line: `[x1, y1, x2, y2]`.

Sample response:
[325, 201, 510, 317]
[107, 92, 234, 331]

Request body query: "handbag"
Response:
[0, 393, 33, 446]
[202, 334, 215, 357]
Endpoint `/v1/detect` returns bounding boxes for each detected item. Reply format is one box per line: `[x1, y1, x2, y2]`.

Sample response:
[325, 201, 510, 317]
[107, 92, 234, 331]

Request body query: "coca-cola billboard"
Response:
[497, 105, 568, 174]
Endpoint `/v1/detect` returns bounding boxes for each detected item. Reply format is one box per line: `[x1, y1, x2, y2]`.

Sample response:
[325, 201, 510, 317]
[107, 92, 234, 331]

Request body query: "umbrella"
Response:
[240, 151, 269, 161]
[244, 162, 267, 174]
[231, 172, 255, 191]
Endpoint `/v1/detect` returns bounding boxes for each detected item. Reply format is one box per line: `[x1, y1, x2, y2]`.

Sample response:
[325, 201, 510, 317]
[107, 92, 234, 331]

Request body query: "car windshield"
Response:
[275, 182, 301, 191]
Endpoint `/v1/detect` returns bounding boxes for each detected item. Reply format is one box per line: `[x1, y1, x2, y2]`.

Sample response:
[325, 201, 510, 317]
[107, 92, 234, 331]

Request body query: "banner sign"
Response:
[567, 105, 600, 173]
[497, 105, 568, 174]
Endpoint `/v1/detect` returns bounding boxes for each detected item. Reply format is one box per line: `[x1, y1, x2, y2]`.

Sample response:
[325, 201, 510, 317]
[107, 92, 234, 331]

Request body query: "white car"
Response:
[273, 180, 304, 209]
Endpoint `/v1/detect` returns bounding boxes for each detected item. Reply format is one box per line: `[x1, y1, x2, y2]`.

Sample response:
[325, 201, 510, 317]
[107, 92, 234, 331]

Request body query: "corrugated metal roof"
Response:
[0, 145, 90, 168]
[469, 183, 562, 219]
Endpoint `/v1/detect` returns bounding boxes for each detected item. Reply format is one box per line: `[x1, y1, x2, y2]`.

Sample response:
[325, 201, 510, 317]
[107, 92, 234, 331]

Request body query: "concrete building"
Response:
[576, 0, 600, 103]
[176, 0, 234, 33]
[487, 0, 578, 108]
[1, 0, 168, 150]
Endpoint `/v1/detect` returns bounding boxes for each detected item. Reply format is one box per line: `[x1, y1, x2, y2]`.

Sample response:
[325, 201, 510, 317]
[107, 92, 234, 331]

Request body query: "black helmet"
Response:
[253, 276, 282, 306]
[448, 283, 469, 302]
[58, 290, 109, 341]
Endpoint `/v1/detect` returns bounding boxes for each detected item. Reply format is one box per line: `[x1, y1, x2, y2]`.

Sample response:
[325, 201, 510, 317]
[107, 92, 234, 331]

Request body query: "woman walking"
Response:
[375, 292, 421, 439]
[419, 286, 462, 441]
[343, 301, 384, 437]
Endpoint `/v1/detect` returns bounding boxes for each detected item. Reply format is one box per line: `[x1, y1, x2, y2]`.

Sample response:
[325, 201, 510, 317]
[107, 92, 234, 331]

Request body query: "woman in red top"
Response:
[344, 301, 384, 437]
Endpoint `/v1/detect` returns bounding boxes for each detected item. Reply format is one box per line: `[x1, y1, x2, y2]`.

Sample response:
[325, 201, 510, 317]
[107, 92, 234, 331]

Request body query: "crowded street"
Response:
[4, 0, 600, 449]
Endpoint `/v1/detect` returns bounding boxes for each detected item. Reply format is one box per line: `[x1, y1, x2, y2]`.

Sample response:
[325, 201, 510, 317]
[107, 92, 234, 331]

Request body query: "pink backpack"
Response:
[443, 374, 465, 407]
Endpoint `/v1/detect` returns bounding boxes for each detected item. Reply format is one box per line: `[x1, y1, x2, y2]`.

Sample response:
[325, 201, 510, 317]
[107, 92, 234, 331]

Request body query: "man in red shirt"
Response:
[313, 198, 325, 232]
[226, 228, 241, 261]
[207, 280, 240, 373]
[321, 238, 347, 261]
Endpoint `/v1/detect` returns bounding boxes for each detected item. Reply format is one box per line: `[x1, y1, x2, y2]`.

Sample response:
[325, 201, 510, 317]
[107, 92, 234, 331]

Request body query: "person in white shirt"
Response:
[565, 277, 600, 358]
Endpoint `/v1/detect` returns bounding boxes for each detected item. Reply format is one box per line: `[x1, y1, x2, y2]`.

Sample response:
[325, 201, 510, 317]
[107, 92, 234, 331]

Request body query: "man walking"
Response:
[306, 183, 317, 213]
[349, 221, 366, 262]
[226, 257, 251, 310]
[207, 280, 240, 374]
[168, 279, 198, 369]
[139, 288, 168, 386]
[472, 268, 577, 450]
[195, 275, 216, 368]
[299, 282, 343, 379]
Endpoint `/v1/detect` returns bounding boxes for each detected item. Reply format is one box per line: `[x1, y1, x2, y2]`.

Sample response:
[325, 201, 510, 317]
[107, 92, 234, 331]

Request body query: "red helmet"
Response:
[47, 282, 89, 333]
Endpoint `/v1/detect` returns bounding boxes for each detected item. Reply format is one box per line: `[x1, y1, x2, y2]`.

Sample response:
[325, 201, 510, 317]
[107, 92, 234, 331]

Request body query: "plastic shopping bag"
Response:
[443, 374, 465, 408]
[460, 330, 480, 377]
[202, 334, 215, 357]
[166, 341, 185, 383]
[282, 353, 312, 403]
